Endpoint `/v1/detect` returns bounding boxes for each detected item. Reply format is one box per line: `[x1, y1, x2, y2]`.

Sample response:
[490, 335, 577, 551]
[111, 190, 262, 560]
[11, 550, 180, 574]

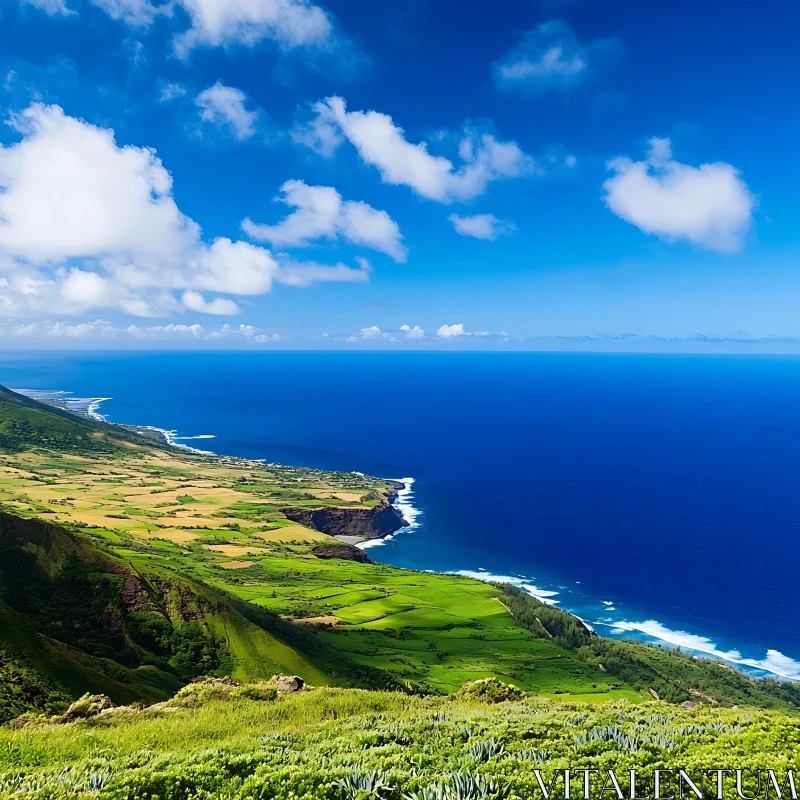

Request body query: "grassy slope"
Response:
[189, 553, 632, 698]
[0, 687, 797, 799]
[0, 511, 338, 717]
[0, 386, 161, 455]
[0, 600, 182, 708]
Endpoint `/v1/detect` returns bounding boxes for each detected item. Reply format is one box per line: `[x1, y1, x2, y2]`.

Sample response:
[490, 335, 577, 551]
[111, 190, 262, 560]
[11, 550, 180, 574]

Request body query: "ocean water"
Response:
[2, 350, 799, 680]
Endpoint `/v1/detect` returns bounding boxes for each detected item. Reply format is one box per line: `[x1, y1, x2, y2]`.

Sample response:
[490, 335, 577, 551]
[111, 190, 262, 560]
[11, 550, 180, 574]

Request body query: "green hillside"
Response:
[0, 512, 403, 722]
[0, 385, 160, 455]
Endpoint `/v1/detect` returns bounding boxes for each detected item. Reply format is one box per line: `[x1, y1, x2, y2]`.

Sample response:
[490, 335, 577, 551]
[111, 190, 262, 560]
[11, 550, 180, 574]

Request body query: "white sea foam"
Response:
[573, 615, 595, 632]
[600, 618, 800, 681]
[602, 600, 614, 606]
[173, 435, 216, 440]
[136, 425, 216, 455]
[360, 477, 420, 549]
[455, 570, 561, 605]
[15, 389, 111, 420]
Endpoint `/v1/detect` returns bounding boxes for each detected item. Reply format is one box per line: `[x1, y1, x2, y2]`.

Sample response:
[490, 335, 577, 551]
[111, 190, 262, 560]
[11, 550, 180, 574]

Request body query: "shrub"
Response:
[457, 679, 524, 704]
[233, 683, 278, 702]
[405, 772, 508, 799]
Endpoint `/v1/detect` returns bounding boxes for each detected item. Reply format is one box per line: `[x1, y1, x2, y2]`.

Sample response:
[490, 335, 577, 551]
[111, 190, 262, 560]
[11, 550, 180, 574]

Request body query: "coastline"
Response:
[11, 384, 800, 683]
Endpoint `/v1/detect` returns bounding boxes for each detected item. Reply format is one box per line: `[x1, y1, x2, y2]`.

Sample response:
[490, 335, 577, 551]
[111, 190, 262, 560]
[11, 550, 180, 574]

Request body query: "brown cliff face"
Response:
[311, 543, 371, 563]
[283, 497, 408, 541]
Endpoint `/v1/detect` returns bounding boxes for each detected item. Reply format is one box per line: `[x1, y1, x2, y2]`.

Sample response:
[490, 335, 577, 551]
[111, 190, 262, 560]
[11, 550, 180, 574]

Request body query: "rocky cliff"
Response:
[283, 490, 408, 542]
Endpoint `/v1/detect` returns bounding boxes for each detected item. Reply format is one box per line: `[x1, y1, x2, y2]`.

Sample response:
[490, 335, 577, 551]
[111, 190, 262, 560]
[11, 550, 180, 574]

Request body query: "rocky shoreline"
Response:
[284, 481, 409, 546]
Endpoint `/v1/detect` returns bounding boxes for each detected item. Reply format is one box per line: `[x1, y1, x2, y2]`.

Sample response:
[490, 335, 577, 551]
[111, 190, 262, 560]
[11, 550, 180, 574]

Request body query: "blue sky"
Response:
[0, 0, 799, 349]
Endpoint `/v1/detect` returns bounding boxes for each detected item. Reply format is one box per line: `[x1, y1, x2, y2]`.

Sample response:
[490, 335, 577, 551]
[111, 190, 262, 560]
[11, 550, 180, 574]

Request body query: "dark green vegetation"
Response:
[496, 585, 800, 709]
[0, 386, 161, 455]
[1, 682, 797, 800]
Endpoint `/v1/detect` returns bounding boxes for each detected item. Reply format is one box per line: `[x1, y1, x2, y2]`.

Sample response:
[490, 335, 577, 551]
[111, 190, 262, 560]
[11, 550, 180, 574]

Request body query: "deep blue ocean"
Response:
[2, 350, 798, 680]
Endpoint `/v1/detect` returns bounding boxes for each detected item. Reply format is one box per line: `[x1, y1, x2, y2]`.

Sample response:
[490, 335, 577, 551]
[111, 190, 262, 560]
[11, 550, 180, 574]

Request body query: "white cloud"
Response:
[300, 96, 535, 203]
[400, 324, 424, 339]
[89, 0, 164, 25]
[160, 82, 188, 102]
[449, 213, 515, 241]
[2, 317, 290, 343]
[21, 0, 75, 15]
[494, 20, 588, 92]
[274, 255, 371, 288]
[345, 323, 426, 343]
[172, 0, 333, 57]
[10, 318, 116, 338]
[243, 180, 406, 262]
[0, 104, 197, 263]
[360, 325, 381, 339]
[27, 0, 335, 55]
[437, 323, 468, 338]
[291, 102, 343, 157]
[0, 103, 372, 319]
[127, 323, 205, 339]
[603, 137, 755, 253]
[182, 290, 240, 315]
[195, 82, 260, 141]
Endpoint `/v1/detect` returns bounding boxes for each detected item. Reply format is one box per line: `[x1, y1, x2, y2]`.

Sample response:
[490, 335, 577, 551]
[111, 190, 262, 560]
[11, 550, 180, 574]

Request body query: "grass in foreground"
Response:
[1, 680, 797, 800]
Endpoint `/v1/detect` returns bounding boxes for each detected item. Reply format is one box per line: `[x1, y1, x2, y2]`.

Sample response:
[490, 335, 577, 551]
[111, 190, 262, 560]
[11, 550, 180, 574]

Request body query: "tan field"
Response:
[0, 444, 393, 554]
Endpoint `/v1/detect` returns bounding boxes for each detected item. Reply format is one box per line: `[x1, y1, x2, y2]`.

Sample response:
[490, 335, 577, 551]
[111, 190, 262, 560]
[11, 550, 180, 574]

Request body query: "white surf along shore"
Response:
[11, 388, 800, 682]
[15, 389, 218, 454]
[454, 567, 800, 681]
[359, 477, 421, 550]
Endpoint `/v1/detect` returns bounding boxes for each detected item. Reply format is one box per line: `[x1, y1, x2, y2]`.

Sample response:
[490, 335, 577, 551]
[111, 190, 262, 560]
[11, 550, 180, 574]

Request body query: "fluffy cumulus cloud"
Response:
[24, 0, 335, 56]
[0, 103, 371, 320]
[195, 82, 260, 141]
[242, 180, 407, 262]
[400, 324, 424, 339]
[603, 137, 755, 253]
[172, 0, 333, 56]
[344, 323, 425, 343]
[494, 20, 588, 92]
[448, 213, 516, 241]
[437, 323, 468, 338]
[298, 96, 534, 203]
